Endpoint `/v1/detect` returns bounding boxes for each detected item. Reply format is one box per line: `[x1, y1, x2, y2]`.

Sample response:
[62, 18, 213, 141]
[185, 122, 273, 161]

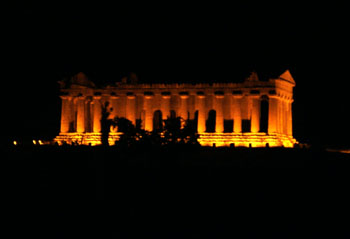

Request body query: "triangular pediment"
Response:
[245, 71, 259, 82]
[71, 72, 95, 88]
[279, 70, 295, 85]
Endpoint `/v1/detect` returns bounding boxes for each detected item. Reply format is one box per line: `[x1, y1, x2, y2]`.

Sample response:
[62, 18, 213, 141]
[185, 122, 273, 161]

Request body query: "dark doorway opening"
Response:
[206, 110, 216, 132]
[136, 119, 142, 130]
[170, 110, 176, 119]
[242, 119, 251, 133]
[260, 99, 269, 133]
[153, 110, 163, 131]
[193, 111, 198, 132]
[224, 119, 234, 132]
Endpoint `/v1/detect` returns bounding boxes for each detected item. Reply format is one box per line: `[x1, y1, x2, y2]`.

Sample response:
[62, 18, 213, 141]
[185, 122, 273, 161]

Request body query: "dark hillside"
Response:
[3, 146, 350, 238]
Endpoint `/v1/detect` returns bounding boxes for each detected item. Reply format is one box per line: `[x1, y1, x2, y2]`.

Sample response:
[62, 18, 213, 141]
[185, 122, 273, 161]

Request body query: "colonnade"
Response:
[60, 92, 293, 136]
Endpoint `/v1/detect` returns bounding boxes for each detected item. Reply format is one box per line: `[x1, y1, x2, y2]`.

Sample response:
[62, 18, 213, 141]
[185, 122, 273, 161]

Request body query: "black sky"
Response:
[2, 3, 349, 147]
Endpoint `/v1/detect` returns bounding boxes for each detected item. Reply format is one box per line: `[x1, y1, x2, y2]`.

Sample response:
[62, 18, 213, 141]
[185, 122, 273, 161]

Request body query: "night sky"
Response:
[2, 3, 349, 147]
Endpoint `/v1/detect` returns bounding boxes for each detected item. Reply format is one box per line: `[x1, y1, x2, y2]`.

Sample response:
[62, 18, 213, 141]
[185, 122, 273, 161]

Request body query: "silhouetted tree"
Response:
[163, 117, 199, 146]
[163, 117, 182, 144]
[113, 117, 137, 147]
[182, 118, 200, 145]
[100, 101, 113, 146]
[109, 116, 199, 148]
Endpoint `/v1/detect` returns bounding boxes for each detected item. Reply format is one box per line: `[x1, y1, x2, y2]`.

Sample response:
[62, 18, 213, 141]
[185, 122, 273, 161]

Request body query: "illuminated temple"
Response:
[55, 71, 297, 147]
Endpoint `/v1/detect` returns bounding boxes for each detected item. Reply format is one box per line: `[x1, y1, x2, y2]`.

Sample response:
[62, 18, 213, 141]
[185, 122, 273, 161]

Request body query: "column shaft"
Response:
[232, 97, 242, 133]
[279, 99, 284, 134]
[109, 96, 119, 120]
[287, 101, 293, 136]
[84, 99, 92, 132]
[280, 100, 286, 135]
[251, 98, 261, 133]
[268, 98, 278, 134]
[161, 96, 171, 120]
[283, 100, 288, 135]
[93, 97, 102, 133]
[144, 96, 153, 131]
[60, 96, 72, 133]
[126, 95, 136, 125]
[179, 95, 189, 128]
[197, 96, 206, 133]
[215, 96, 224, 133]
[76, 97, 85, 133]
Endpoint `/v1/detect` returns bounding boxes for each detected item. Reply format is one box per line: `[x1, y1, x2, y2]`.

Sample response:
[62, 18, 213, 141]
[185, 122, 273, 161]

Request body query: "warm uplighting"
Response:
[55, 70, 297, 148]
[55, 132, 122, 146]
[326, 148, 350, 154]
[33, 140, 37, 145]
[198, 133, 296, 148]
[13, 141, 17, 146]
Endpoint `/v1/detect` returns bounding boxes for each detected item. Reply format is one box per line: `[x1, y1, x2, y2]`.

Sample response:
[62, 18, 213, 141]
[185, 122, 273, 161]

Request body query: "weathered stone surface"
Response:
[55, 71, 297, 147]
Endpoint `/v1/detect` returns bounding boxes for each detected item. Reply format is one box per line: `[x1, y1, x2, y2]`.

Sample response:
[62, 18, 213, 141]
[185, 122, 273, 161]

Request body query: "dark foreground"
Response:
[3, 145, 350, 238]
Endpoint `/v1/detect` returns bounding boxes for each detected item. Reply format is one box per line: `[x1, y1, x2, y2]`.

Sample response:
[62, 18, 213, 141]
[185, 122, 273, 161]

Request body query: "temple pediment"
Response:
[70, 72, 96, 88]
[279, 70, 295, 86]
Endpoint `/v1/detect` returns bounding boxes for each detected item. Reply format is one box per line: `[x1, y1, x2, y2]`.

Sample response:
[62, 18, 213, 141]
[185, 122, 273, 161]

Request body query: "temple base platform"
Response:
[55, 132, 297, 148]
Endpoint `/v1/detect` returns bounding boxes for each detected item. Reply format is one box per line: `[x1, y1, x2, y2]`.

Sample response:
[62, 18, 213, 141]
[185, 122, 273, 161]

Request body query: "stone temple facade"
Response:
[55, 70, 297, 147]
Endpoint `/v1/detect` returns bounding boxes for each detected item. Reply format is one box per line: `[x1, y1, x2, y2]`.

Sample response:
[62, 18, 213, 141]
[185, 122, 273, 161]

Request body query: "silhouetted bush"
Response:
[100, 101, 113, 146]
[163, 116, 199, 146]
[110, 116, 199, 148]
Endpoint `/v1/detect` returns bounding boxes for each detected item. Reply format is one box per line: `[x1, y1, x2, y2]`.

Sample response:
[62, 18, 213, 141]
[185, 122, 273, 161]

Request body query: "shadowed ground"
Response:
[3, 146, 350, 238]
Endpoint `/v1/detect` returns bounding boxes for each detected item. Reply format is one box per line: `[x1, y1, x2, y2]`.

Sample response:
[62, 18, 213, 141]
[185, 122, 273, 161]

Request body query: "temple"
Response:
[55, 71, 297, 147]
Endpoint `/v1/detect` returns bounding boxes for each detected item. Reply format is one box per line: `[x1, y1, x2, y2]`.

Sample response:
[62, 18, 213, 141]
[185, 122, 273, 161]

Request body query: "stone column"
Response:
[109, 95, 119, 120]
[281, 100, 285, 135]
[286, 99, 293, 136]
[60, 95, 72, 133]
[84, 98, 92, 132]
[282, 99, 289, 135]
[188, 94, 196, 120]
[277, 98, 283, 134]
[268, 97, 278, 134]
[232, 97, 242, 133]
[197, 93, 206, 133]
[93, 96, 102, 133]
[251, 97, 261, 133]
[161, 93, 171, 120]
[215, 94, 224, 133]
[144, 94, 154, 131]
[76, 96, 85, 133]
[126, 94, 136, 125]
[179, 93, 189, 128]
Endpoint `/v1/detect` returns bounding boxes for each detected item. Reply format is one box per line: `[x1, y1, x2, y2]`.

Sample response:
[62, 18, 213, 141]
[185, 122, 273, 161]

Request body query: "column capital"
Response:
[196, 91, 205, 96]
[197, 91, 205, 99]
[179, 91, 189, 98]
[60, 95, 72, 100]
[161, 91, 171, 98]
[249, 95, 261, 99]
[268, 95, 279, 99]
[144, 91, 154, 99]
[214, 91, 224, 98]
[126, 92, 135, 98]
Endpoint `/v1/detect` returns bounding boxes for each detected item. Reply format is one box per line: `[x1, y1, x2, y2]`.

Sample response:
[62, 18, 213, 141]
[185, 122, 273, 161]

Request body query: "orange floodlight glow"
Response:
[54, 70, 298, 148]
